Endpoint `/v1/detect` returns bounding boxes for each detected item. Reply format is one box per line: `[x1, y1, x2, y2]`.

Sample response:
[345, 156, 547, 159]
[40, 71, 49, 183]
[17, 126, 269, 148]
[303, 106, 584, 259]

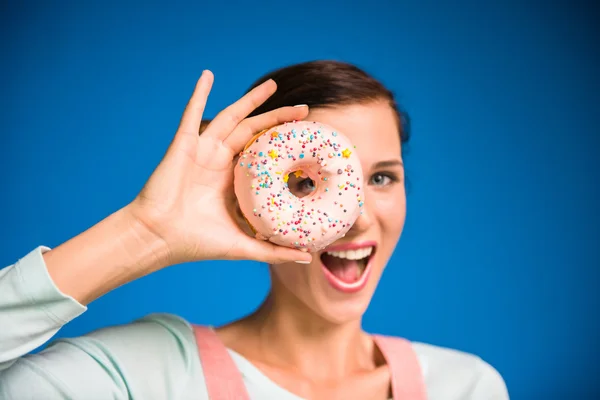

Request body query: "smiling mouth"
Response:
[319, 243, 376, 293]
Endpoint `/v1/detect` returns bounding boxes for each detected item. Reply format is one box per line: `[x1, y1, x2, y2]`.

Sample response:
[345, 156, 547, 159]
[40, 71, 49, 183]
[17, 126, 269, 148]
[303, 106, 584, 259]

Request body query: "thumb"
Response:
[236, 237, 313, 265]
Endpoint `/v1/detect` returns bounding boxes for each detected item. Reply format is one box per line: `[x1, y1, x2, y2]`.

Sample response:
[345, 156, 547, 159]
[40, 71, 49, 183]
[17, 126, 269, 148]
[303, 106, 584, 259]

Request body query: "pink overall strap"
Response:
[372, 335, 428, 400]
[193, 325, 251, 400]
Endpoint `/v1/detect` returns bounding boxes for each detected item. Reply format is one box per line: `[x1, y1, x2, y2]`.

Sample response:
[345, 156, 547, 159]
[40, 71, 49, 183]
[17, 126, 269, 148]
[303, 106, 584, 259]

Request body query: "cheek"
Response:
[374, 191, 406, 229]
[372, 192, 405, 269]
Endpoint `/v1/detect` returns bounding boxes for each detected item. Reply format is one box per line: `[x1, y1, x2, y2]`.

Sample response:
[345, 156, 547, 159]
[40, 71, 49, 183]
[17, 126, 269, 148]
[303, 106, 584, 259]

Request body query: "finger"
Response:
[234, 238, 313, 265]
[223, 105, 309, 154]
[203, 79, 277, 141]
[178, 70, 214, 135]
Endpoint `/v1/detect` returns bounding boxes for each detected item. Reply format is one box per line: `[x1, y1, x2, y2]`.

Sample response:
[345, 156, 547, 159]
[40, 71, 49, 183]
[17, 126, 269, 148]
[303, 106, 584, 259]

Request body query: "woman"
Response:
[0, 61, 509, 399]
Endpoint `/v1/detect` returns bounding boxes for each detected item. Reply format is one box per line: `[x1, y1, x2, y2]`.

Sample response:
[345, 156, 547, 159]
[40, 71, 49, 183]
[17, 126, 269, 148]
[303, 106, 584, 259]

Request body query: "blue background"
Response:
[1, 1, 598, 398]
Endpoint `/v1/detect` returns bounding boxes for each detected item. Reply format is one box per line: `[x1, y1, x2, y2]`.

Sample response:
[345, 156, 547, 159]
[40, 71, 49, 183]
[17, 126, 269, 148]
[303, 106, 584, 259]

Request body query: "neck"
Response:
[244, 281, 376, 381]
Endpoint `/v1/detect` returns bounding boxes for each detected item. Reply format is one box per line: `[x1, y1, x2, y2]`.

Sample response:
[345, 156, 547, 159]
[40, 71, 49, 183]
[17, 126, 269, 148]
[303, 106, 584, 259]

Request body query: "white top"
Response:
[0, 247, 509, 399]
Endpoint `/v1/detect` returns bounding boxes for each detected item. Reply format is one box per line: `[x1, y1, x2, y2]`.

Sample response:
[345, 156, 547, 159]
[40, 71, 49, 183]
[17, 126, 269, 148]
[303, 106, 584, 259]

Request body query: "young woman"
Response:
[0, 61, 509, 399]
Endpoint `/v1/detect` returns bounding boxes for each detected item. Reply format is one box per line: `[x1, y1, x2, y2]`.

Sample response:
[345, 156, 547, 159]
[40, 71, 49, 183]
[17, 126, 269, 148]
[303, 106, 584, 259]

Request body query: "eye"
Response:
[287, 173, 316, 198]
[369, 172, 398, 186]
[298, 177, 316, 193]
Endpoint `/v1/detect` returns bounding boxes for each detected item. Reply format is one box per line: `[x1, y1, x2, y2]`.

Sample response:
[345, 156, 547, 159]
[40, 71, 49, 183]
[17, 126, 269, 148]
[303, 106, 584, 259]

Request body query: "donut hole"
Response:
[286, 170, 316, 198]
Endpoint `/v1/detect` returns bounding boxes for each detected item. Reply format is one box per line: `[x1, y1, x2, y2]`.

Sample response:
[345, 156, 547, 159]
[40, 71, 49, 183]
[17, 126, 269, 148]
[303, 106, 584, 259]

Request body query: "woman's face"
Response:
[269, 102, 406, 324]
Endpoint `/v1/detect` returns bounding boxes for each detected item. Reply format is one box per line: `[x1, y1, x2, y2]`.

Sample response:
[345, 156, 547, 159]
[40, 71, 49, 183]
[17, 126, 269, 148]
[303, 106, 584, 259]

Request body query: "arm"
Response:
[0, 247, 86, 368]
[0, 246, 199, 398]
[38, 73, 311, 306]
[0, 204, 166, 365]
[43, 206, 169, 306]
[0, 72, 311, 398]
[0, 247, 201, 399]
[0, 247, 137, 399]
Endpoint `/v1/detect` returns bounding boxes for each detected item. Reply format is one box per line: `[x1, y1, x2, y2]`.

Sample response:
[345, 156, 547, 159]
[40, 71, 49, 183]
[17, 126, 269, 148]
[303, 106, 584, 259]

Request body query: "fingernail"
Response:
[294, 104, 308, 108]
[295, 260, 311, 264]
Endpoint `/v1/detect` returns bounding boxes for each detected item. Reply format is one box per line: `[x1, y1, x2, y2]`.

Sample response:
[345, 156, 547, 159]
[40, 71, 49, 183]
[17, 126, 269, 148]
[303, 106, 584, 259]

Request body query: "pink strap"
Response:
[193, 326, 251, 400]
[194, 325, 426, 399]
[373, 334, 428, 399]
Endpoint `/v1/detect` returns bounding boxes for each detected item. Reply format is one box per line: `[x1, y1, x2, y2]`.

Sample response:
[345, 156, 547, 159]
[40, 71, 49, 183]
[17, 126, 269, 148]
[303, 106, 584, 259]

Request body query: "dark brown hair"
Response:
[202, 60, 410, 155]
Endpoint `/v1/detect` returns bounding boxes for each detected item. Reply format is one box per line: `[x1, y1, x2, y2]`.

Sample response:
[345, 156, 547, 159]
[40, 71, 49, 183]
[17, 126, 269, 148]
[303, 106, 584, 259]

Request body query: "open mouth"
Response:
[319, 243, 376, 293]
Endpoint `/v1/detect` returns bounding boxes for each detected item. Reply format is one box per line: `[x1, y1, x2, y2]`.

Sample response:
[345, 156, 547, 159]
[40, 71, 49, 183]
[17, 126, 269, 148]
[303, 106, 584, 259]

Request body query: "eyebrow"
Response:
[373, 159, 404, 169]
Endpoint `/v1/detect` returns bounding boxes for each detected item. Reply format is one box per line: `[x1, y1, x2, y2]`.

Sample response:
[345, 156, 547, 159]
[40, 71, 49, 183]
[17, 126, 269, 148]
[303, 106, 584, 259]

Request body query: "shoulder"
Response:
[8, 313, 206, 399]
[410, 341, 509, 399]
[53, 313, 201, 382]
[69, 312, 196, 347]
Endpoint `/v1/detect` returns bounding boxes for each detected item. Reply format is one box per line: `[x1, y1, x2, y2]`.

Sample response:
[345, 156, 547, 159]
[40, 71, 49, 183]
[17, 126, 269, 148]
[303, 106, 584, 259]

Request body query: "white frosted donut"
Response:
[234, 121, 365, 253]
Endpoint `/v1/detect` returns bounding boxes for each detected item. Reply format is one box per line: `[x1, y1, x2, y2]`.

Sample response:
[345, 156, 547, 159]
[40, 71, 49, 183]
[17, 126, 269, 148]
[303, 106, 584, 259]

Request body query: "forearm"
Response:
[44, 205, 170, 305]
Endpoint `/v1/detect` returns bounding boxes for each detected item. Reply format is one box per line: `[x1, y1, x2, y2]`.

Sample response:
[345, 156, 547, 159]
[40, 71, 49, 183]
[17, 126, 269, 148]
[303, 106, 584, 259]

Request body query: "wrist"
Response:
[44, 206, 172, 305]
[120, 204, 172, 274]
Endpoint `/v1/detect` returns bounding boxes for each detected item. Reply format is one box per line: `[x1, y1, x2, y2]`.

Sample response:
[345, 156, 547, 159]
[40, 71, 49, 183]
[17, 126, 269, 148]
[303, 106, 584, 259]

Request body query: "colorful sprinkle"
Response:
[235, 122, 363, 252]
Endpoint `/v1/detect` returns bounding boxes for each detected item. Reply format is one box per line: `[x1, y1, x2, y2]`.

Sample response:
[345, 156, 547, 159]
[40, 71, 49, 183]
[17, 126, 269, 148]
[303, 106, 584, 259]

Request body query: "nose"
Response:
[348, 204, 374, 235]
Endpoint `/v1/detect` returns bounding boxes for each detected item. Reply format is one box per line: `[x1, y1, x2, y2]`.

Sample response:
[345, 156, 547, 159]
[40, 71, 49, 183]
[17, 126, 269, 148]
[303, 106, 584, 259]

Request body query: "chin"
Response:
[271, 240, 383, 325]
[310, 292, 374, 325]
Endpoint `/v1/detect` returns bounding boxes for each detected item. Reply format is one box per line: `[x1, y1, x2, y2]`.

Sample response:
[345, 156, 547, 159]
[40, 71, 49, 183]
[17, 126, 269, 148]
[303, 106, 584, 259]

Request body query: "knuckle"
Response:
[249, 95, 262, 110]
[236, 117, 250, 130]
[184, 100, 202, 116]
[225, 110, 242, 126]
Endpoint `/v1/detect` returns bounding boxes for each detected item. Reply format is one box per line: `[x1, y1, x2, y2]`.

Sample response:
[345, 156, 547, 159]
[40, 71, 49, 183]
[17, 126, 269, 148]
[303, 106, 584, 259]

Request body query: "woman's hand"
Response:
[127, 71, 312, 267]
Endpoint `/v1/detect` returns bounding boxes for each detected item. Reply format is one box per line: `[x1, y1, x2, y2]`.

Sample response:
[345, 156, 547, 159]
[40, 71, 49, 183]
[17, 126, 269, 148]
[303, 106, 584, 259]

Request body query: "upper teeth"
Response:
[326, 247, 373, 260]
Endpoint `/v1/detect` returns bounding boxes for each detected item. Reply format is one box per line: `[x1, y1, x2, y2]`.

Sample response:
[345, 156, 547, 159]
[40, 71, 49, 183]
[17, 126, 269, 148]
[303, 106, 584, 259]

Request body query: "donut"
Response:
[234, 121, 365, 253]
